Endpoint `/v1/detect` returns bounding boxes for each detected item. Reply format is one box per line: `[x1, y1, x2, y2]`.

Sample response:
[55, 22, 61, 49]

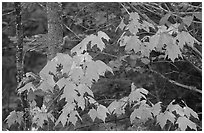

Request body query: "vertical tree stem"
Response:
[46, 2, 63, 60]
[14, 2, 30, 130]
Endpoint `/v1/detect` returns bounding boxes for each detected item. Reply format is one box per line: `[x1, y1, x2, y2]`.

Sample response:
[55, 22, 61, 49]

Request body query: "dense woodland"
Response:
[2, 2, 202, 131]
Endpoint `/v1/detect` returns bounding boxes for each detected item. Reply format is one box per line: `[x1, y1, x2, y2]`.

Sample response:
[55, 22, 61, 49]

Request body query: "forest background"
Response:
[1, 2, 202, 131]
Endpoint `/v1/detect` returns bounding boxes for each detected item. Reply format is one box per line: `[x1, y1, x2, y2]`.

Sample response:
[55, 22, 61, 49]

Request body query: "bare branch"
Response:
[149, 67, 202, 94]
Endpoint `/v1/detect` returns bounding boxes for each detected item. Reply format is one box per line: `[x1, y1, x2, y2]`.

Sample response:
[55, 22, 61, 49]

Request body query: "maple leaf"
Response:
[55, 111, 68, 127]
[130, 103, 152, 123]
[108, 59, 122, 71]
[151, 102, 162, 117]
[90, 31, 110, 51]
[167, 23, 179, 34]
[167, 101, 185, 116]
[77, 84, 94, 97]
[69, 67, 84, 84]
[97, 104, 109, 122]
[71, 31, 110, 55]
[126, 36, 142, 53]
[176, 31, 197, 48]
[140, 42, 151, 58]
[6, 111, 24, 128]
[156, 33, 170, 52]
[27, 90, 36, 101]
[127, 19, 140, 34]
[165, 39, 182, 61]
[159, 13, 172, 26]
[108, 99, 127, 116]
[95, 60, 113, 75]
[60, 81, 78, 104]
[140, 20, 154, 32]
[129, 12, 140, 22]
[37, 79, 54, 92]
[88, 96, 97, 104]
[17, 82, 36, 94]
[56, 77, 67, 90]
[182, 15, 194, 27]
[88, 108, 98, 122]
[148, 34, 160, 51]
[129, 88, 148, 103]
[33, 111, 49, 128]
[108, 100, 119, 114]
[85, 61, 100, 82]
[68, 110, 81, 126]
[157, 111, 176, 129]
[193, 12, 202, 21]
[39, 61, 56, 91]
[52, 53, 73, 73]
[176, 116, 197, 131]
[184, 106, 199, 119]
[71, 36, 90, 55]
[55, 103, 75, 126]
[75, 96, 85, 110]
[119, 35, 130, 46]
[127, 12, 140, 35]
[176, 31, 186, 49]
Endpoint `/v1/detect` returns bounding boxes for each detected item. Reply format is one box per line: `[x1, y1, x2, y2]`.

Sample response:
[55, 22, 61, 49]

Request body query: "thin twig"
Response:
[149, 67, 202, 94]
[182, 56, 202, 75]
[120, 3, 130, 15]
[2, 10, 15, 16]
[63, 23, 81, 40]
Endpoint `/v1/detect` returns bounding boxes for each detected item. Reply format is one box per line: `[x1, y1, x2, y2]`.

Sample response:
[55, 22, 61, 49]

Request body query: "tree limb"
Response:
[149, 66, 202, 94]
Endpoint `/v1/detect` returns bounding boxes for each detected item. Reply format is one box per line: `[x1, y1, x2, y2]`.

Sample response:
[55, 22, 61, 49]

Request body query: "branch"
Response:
[182, 56, 202, 75]
[63, 23, 81, 40]
[149, 66, 202, 94]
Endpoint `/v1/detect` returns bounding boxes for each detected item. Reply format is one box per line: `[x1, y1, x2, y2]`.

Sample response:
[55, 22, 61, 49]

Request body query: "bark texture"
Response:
[15, 2, 31, 130]
[46, 2, 63, 60]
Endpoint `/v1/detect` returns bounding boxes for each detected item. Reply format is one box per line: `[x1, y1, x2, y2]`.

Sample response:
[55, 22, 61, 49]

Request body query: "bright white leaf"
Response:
[157, 111, 176, 129]
[165, 39, 182, 62]
[56, 78, 67, 90]
[95, 60, 113, 75]
[55, 112, 68, 127]
[88, 108, 98, 122]
[97, 104, 109, 122]
[184, 106, 199, 119]
[176, 116, 197, 131]
[151, 102, 162, 117]
[182, 15, 194, 27]
[159, 13, 171, 26]
[69, 67, 84, 84]
[52, 53, 73, 73]
[18, 82, 35, 94]
[149, 34, 160, 51]
[68, 111, 78, 126]
[125, 36, 141, 53]
[71, 36, 90, 55]
[6, 111, 24, 128]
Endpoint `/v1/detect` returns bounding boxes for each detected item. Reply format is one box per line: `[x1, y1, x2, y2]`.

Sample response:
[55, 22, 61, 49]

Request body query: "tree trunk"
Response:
[46, 2, 63, 60]
[14, 2, 31, 131]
